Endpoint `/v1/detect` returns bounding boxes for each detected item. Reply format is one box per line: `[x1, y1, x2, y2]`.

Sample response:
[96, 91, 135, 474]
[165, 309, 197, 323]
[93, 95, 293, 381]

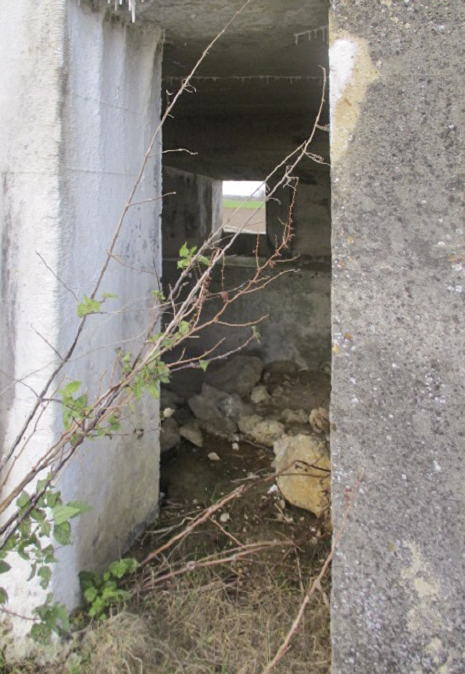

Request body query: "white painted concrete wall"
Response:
[0, 0, 163, 650]
[0, 1, 68, 643]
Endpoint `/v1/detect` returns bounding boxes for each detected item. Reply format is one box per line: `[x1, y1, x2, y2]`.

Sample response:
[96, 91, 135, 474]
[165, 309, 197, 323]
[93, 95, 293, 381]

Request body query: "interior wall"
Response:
[162, 167, 222, 259]
[162, 112, 331, 370]
[192, 259, 331, 370]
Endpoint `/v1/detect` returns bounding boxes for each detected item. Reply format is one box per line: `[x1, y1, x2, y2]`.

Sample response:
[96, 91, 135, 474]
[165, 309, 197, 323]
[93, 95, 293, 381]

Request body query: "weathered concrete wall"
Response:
[162, 167, 222, 259]
[0, 0, 67, 636]
[0, 0, 163, 645]
[165, 257, 331, 370]
[330, 2, 465, 672]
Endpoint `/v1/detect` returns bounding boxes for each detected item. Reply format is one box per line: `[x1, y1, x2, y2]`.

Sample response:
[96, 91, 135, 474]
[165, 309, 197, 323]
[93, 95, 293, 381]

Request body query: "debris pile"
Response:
[160, 355, 331, 516]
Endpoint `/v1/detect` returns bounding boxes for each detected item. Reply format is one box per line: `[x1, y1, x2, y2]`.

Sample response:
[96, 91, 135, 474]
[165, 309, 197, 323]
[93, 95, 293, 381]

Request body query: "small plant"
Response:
[0, 484, 91, 643]
[79, 558, 139, 620]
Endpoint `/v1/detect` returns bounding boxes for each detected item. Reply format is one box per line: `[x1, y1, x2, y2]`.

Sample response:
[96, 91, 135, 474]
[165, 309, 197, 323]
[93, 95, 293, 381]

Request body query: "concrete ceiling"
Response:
[137, 0, 330, 118]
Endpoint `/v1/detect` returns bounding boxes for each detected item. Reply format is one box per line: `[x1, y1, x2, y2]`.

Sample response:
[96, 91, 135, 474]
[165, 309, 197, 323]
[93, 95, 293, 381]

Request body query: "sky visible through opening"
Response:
[223, 181, 265, 199]
[222, 181, 266, 234]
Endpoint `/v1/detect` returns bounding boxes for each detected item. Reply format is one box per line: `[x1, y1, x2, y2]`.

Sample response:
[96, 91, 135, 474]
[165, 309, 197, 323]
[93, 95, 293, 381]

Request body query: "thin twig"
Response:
[140, 486, 246, 566]
[259, 469, 365, 674]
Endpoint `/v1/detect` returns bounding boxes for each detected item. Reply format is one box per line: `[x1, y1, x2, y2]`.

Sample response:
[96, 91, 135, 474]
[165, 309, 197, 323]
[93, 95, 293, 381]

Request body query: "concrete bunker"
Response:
[3, 0, 465, 672]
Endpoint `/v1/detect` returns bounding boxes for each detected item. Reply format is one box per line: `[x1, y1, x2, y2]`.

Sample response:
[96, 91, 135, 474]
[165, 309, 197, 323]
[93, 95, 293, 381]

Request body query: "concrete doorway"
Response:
[157, 2, 333, 672]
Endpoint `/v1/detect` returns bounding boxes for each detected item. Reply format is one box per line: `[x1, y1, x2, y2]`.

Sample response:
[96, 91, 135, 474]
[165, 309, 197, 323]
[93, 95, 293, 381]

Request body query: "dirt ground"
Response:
[0, 432, 331, 674]
[121, 432, 333, 674]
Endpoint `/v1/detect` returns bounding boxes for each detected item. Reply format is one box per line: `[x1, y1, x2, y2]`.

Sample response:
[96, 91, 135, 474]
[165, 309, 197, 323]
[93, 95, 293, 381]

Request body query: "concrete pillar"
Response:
[330, 2, 465, 672]
[0, 0, 163, 648]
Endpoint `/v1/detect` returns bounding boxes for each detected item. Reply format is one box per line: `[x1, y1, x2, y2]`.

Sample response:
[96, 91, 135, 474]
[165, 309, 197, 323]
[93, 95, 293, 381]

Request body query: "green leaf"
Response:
[42, 544, 57, 564]
[198, 360, 209, 372]
[252, 326, 261, 342]
[0, 561, 11, 574]
[53, 501, 92, 526]
[27, 563, 38, 581]
[39, 520, 52, 538]
[101, 292, 117, 300]
[177, 321, 190, 337]
[79, 570, 99, 592]
[30, 623, 52, 645]
[147, 383, 160, 399]
[109, 558, 139, 579]
[53, 522, 72, 546]
[55, 604, 71, 634]
[0, 587, 8, 604]
[62, 381, 81, 397]
[199, 255, 210, 266]
[84, 587, 98, 603]
[46, 490, 61, 509]
[30, 508, 46, 522]
[77, 296, 101, 318]
[179, 243, 190, 258]
[38, 567, 52, 590]
[16, 491, 30, 509]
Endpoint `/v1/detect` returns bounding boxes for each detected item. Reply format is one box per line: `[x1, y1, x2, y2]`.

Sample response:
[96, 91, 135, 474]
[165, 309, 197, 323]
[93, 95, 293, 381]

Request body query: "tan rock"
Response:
[273, 434, 330, 516]
[309, 407, 330, 435]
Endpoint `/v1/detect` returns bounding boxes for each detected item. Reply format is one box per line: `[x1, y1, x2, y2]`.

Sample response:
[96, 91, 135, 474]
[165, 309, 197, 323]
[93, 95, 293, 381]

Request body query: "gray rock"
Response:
[250, 385, 271, 404]
[205, 355, 264, 396]
[249, 419, 285, 447]
[200, 417, 238, 439]
[173, 405, 193, 426]
[281, 408, 309, 425]
[238, 414, 285, 447]
[160, 417, 180, 453]
[264, 360, 299, 377]
[238, 414, 263, 436]
[179, 419, 204, 447]
[201, 383, 229, 402]
[188, 393, 224, 422]
[217, 393, 253, 422]
[160, 387, 184, 409]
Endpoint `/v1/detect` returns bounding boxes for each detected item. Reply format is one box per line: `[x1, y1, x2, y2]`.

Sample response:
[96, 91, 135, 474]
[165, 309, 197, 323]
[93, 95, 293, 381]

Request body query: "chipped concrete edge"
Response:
[329, 23, 380, 165]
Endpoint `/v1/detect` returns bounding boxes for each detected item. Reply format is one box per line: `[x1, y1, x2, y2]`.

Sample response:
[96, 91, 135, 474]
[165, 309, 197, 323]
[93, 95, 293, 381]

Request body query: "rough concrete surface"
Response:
[330, 2, 465, 672]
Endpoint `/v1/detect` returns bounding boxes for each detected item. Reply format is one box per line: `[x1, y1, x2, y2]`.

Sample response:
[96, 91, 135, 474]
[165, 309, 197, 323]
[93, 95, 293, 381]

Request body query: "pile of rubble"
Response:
[160, 356, 331, 517]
